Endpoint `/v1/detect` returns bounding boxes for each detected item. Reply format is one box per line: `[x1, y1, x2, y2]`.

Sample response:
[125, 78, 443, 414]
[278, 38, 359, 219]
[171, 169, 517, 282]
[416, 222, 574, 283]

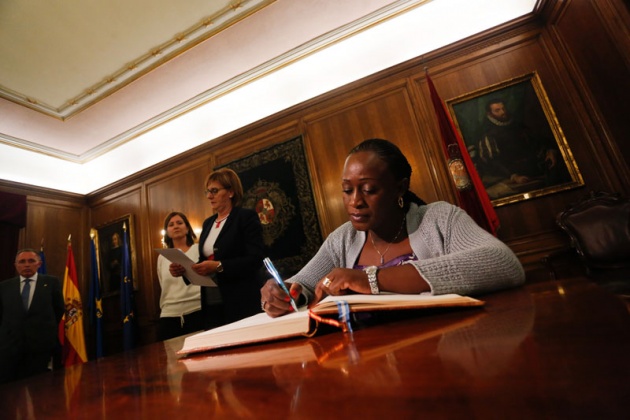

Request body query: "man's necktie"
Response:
[22, 278, 31, 310]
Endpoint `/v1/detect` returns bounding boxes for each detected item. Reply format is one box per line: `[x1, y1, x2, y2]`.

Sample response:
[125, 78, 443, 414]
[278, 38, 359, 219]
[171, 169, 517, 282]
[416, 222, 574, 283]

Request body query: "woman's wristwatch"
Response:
[364, 265, 379, 294]
[216, 261, 224, 273]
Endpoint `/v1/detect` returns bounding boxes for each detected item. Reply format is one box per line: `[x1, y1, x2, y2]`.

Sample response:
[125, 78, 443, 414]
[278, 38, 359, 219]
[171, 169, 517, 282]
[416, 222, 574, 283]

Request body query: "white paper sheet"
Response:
[155, 248, 217, 287]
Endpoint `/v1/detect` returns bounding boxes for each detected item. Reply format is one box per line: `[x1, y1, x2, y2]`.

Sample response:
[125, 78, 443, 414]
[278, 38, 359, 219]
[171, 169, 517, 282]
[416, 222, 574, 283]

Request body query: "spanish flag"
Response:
[60, 236, 88, 366]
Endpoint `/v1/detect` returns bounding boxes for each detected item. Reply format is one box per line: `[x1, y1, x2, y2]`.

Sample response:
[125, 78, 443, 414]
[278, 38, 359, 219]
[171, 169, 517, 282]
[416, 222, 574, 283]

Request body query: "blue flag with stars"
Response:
[121, 223, 136, 351]
[88, 233, 104, 358]
[38, 244, 47, 274]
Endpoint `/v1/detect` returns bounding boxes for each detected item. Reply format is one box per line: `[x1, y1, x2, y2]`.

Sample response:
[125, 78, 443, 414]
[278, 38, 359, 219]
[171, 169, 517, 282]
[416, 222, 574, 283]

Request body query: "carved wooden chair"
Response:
[546, 191, 630, 297]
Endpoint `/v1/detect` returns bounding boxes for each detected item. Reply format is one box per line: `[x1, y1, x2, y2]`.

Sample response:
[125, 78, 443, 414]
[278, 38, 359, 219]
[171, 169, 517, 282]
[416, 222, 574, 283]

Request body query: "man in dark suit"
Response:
[0, 248, 65, 383]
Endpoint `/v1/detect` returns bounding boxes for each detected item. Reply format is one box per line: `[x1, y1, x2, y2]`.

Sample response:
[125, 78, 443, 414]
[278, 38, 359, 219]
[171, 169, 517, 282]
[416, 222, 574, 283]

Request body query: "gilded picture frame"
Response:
[93, 214, 137, 295]
[446, 72, 583, 207]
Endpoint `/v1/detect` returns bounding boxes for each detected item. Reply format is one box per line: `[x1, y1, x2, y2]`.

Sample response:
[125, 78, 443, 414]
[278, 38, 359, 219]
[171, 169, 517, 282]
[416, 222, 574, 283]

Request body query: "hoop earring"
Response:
[398, 196, 404, 208]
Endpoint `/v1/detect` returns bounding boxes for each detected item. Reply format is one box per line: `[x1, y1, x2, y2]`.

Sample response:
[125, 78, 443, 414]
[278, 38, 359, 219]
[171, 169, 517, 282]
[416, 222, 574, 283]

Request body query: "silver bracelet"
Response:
[364, 265, 379, 295]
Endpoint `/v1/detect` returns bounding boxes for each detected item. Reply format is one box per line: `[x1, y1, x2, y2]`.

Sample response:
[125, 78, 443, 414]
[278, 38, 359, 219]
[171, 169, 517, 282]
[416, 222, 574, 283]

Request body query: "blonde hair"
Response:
[205, 168, 244, 207]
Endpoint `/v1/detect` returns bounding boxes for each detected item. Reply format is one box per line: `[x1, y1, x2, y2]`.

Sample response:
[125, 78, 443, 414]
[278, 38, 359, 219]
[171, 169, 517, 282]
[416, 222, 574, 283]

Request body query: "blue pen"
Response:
[264, 257, 299, 312]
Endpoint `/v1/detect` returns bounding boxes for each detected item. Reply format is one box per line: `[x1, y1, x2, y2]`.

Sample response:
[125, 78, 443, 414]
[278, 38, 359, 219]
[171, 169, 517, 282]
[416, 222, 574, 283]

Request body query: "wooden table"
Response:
[2, 277, 629, 419]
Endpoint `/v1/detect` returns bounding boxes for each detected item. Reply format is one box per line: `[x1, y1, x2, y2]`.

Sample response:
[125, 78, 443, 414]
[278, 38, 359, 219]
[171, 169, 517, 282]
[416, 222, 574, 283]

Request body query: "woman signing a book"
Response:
[261, 138, 525, 318]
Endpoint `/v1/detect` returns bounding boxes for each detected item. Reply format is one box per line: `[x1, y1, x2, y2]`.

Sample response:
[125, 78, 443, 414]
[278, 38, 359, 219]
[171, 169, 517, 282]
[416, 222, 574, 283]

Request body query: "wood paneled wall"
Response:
[1, 0, 628, 357]
[0, 182, 85, 282]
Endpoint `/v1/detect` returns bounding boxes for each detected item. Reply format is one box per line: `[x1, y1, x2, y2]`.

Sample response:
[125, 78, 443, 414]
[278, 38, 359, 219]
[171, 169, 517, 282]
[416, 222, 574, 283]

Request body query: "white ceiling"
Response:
[0, 0, 274, 118]
[0, 0, 537, 194]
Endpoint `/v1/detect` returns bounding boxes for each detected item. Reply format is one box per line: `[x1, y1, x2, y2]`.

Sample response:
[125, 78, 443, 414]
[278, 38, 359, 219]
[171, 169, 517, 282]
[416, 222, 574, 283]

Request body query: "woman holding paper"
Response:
[261, 138, 525, 318]
[171, 168, 265, 328]
[157, 212, 203, 340]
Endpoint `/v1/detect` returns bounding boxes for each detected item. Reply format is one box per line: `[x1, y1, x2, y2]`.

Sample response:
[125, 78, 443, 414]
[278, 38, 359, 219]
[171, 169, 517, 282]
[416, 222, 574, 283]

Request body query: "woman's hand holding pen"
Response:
[261, 279, 302, 318]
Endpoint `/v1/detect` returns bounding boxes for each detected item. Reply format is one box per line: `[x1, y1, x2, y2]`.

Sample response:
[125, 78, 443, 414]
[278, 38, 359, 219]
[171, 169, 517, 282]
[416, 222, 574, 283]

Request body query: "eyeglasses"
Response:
[205, 187, 227, 195]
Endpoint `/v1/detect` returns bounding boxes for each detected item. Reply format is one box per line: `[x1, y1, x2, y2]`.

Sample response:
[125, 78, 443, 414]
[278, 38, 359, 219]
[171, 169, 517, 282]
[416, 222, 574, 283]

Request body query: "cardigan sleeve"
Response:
[405, 202, 525, 296]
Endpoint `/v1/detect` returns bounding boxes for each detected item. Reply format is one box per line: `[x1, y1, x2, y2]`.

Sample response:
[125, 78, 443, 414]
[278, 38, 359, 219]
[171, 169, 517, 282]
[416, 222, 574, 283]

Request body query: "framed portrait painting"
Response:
[93, 214, 137, 295]
[446, 72, 583, 207]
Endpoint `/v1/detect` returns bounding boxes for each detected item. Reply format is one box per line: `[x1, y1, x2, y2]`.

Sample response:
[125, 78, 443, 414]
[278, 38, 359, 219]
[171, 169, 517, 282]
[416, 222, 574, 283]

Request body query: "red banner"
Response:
[426, 72, 500, 236]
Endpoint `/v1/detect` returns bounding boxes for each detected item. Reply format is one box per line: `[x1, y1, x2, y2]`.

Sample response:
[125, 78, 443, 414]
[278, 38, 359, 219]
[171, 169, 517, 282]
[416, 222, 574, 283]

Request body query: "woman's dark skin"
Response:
[260, 149, 431, 318]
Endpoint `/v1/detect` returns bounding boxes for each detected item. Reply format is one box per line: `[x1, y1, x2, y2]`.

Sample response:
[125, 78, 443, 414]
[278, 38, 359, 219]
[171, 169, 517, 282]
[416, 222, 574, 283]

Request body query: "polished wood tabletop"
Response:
[2, 277, 629, 419]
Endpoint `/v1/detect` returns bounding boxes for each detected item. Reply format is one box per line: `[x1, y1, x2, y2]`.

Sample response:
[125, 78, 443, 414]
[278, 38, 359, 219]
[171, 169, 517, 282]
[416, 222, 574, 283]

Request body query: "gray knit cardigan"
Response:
[288, 201, 525, 303]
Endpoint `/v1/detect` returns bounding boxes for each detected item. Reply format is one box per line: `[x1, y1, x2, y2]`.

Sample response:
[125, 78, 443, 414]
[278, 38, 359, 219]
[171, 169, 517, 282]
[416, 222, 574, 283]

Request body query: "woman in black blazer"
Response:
[172, 168, 264, 328]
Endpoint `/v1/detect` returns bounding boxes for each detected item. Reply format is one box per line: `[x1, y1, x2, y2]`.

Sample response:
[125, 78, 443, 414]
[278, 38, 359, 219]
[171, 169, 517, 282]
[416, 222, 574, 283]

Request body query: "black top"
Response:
[197, 206, 265, 324]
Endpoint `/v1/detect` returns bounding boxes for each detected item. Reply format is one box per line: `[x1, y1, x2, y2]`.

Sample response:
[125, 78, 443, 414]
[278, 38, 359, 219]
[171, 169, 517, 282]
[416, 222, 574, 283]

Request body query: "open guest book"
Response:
[178, 293, 484, 355]
[180, 309, 486, 372]
[179, 311, 486, 372]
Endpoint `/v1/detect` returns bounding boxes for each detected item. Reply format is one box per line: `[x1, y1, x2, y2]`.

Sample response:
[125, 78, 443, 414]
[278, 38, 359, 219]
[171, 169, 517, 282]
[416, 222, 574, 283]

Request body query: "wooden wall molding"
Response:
[0, 179, 85, 205]
[212, 122, 302, 166]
